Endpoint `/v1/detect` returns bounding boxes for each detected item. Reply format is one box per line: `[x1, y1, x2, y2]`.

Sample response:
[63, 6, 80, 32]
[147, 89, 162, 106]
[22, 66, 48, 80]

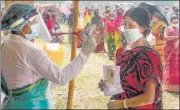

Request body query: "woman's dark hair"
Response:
[153, 12, 164, 21]
[124, 7, 150, 37]
[170, 16, 179, 22]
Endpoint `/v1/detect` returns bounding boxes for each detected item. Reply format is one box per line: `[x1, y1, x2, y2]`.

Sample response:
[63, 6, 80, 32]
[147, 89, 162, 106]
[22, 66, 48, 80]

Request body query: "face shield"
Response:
[9, 8, 52, 42]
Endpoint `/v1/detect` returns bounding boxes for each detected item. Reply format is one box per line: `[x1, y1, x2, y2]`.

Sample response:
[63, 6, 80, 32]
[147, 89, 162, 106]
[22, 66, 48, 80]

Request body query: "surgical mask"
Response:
[22, 31, 37, 40]
[171, 24, 179, 28]
[123, 29, 143, 44]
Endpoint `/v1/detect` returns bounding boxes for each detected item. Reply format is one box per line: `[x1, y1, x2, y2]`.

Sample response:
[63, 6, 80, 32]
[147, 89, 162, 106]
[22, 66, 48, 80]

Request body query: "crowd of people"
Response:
[84, 4, 179, 93]
[1, 2, 179, 109]
[42, 6, 74, 44]
[83, 5, 124, 60]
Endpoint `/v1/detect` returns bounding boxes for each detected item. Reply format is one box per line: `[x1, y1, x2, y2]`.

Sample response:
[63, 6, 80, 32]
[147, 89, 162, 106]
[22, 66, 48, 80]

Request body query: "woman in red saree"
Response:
[164, 16, 179, 92]
[98, 7, 163, 109]
[102, 13, 117, 60]
[43, 10, 56, 33]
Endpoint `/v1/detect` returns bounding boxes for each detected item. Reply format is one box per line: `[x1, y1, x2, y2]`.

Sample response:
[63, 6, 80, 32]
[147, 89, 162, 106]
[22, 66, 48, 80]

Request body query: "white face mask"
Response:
[21, 29, 37, 41]
[123, 29, 143, 44]
[24, 32, 37, 40]
[171, 23, 179, 28]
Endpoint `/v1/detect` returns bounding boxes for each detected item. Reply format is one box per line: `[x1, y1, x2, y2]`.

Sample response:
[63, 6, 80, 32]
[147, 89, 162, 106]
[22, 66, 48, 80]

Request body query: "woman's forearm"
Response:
[121, 93, 153, 108]
[117, 79, 157, 109]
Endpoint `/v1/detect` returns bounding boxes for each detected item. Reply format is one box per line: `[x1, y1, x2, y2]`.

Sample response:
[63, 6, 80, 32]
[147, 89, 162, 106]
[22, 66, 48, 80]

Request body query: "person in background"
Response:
[150, 12, 167, 66]
[114, 8, 124, 53]
[101, 7, 111, 53]
[84, 7, 88, 17]
[98, 7, 163, 109]
[115, 5, 119, 10]
[172, 6, 178, 12]
[1, 4, 98, 109]
[164, 15, 179, 92]
[113, 5, 119, 13]
[44, 10, 56, 33]
[68, 8, 74, 44]
[61, 12, 66, 24]
[168, 6, 178, 22]
[64, 13, 69, 25]
[84, 8, 93, 29]
[105, 6, 110, 11]
[51, 22, 64, 43]
[92, 8, 105, 53]
[174, 8, 179, 17]
[90, 5, 94, 11]
[101, 8, 111, 33]
[42, 13, 48, 24]
[103, 13, 116, 60]
[164, 6, 170, 17]
[57, 11, 63, 24]
[102, 8, 111, 22]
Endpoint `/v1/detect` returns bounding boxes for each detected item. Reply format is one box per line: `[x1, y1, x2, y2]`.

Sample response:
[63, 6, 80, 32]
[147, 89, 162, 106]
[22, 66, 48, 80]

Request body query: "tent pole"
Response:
[67, 0, 79, 109]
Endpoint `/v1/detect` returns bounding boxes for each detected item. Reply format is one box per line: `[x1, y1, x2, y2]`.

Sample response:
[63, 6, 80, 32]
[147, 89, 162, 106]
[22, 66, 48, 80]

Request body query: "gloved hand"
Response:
[84, 23, 98, 37]
[81, 24, 98, 57]
[81, 36, 97, 57]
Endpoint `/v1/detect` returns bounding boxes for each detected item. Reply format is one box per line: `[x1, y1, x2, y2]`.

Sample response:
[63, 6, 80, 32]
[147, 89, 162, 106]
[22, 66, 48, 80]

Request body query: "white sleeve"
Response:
[26, 47, 88, 85]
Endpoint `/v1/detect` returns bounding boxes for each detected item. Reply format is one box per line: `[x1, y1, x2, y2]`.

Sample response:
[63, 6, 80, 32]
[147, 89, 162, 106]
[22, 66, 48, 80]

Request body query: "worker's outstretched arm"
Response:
[27, 24, 98, 85]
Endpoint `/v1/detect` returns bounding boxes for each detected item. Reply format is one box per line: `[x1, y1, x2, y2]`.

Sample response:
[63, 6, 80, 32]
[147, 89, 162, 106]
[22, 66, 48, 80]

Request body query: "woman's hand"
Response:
[98, 79, 107, 91]
[107, 100, 124, 109]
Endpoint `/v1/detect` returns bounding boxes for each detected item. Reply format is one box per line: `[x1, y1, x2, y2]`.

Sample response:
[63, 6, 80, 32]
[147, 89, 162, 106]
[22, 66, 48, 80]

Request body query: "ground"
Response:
[49, 24, 179, 109]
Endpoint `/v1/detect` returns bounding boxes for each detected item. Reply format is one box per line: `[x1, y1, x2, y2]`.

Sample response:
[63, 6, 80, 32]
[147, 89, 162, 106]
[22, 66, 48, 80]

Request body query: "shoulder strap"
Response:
[1, 42, 9, 96]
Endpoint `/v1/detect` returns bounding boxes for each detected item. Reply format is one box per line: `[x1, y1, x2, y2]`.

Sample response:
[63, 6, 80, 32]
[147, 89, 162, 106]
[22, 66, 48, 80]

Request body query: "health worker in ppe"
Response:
[1, 4, 98, 109]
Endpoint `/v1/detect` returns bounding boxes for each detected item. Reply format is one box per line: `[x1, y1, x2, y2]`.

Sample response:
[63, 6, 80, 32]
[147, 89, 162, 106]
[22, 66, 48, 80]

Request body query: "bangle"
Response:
[123, 99, 128, 109]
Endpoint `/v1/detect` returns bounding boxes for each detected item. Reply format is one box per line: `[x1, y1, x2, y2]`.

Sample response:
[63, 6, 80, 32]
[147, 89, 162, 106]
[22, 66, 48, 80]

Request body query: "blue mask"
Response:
[24, 32, 37, 40]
